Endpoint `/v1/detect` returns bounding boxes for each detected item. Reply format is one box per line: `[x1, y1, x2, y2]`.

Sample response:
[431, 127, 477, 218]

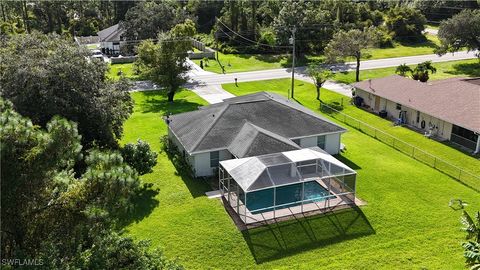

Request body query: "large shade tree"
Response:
[384, 6, 426, 41]
[0, 32, 132, 148]
[122, 1, 189, 41]
[436, 9, 480, 59]
[324, 27, 379, 82]
[0, 99, 179, 269]
[136, 20, 195, 102]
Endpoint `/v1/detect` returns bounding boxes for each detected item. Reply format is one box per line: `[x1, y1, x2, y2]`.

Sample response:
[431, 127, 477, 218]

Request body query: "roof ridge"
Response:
[246, 122, 300, 149]
[190, 104, 230, 152]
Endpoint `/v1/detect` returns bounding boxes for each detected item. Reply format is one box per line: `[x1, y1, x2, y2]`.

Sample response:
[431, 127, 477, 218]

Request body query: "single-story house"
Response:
[167, 92, 347, 177]
[352, 75, 480, 153]
[97, 23, 125, 56]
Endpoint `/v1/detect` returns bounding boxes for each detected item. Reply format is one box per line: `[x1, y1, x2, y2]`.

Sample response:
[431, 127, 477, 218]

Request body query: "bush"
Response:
[160, 135, 195, 178]
[121, 139, 158, 175]
[372, 27, 394, 48]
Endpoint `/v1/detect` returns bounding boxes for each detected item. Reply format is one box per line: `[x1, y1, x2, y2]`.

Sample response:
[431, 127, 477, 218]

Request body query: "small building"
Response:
[97, 23, 125, 56]
[352, 75, 480, 153]
[167, 92, 347, 177]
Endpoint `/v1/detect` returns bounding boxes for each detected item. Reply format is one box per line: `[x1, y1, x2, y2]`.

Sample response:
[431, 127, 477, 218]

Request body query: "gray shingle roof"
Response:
[168, 92, 346, 154]
[228, 122, 300, 158]
[97, 24, 124, 42]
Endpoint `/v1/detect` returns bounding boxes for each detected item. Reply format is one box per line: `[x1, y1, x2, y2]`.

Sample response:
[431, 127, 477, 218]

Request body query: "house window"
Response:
[210, 151, 219, 168]
[317, 136, 326, 149]
[416, 111, 420, 123]
[396, 103, 402, 110]
[292, 139, 300, 146]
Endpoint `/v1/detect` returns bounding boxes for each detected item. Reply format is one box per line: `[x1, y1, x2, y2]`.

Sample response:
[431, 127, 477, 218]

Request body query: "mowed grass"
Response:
[193, 35, 440, 74]
[107, 63, 144, 81]
[121, 88, 479, 269]
[333, 59, 480, 84]
[192, 52, 289, 73]
[223, 78, 480, 177]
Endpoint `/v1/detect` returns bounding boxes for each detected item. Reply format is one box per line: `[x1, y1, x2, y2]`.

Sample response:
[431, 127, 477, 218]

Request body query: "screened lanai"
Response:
[219, 147, 357, 225]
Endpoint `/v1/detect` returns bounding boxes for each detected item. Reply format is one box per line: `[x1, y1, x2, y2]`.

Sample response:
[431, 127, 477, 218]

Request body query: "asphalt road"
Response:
[189, 50, 478, 86]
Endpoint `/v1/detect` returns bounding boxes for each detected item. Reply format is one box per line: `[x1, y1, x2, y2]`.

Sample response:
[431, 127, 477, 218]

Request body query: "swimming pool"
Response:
[242, 181, 332, 214]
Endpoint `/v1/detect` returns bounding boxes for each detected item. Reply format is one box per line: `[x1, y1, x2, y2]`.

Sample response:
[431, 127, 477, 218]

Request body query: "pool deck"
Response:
[222, 179, 366, 230]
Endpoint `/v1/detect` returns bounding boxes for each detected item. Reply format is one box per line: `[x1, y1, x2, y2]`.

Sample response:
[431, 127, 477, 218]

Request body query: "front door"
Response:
[374, 96, 380, 111]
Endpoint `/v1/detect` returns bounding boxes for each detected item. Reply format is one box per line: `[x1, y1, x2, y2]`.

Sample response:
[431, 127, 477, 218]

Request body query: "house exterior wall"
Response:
[193, 149, 232, 177]
[100, 41, 123, 55]
[355, 88, 454, 140]
[299, 133, 342, 155]
[325, 133, 341, 154]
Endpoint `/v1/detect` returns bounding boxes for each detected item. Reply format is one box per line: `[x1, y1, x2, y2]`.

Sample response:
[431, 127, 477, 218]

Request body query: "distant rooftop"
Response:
[97, 23, 124, 42]
[353, 75, 480, 133]
[168, 92, 346, 155]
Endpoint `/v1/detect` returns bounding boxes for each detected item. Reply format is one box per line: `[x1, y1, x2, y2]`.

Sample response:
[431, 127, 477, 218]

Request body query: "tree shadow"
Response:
[242, 207, 374, 264]
[444, 62, 480, 77]
[162, 144, 212, 198]
[173, 169, 211, 198]
[139, 91, 205, 114]
[116, 183, 160, 228]
[396, 36, 437, 48]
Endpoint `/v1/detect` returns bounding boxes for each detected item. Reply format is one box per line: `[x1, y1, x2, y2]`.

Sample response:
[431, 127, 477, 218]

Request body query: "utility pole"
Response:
[289, 26, 296, 99]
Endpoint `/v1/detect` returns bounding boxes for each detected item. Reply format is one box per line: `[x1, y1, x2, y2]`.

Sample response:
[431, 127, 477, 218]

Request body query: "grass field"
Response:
[107, 63, 144, 81]
[223, 78, 480, 177]
[333, 59, 480, 84]
[193, 35, 441, 74]
[121, 89, 479, 269]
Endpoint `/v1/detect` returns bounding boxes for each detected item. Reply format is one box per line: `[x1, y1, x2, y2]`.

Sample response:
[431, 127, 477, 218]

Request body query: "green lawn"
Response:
[223, 78, 480, 177]
[333, 59, 480, 84]
[121, 88, 479, 269]
[193, 35, 441, 74]
[192, 52, 290, 73]
[426, 23, 440, 30]
[107, 63, 144, 81]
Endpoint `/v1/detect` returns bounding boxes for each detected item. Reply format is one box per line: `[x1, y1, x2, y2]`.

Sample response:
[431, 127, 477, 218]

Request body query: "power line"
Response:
[217, 18, 292, 49]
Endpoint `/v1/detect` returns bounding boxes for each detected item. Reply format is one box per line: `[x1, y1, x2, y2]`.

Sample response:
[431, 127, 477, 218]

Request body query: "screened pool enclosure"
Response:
[219, 147, 357, 224]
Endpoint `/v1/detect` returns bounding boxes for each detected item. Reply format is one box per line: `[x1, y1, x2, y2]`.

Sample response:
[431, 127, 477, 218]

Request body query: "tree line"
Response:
[0, 32, 178, 268]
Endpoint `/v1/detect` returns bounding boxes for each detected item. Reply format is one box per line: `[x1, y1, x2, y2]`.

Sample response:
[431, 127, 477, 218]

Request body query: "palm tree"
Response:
[412, 61, 437, 82]
[461, 211, 480, 269]
[307, 65, 333, 101]
[395, 63, 413, 76]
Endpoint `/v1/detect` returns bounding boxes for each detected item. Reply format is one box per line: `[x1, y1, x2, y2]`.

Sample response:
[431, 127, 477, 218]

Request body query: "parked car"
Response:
[90, 49, 104, 62]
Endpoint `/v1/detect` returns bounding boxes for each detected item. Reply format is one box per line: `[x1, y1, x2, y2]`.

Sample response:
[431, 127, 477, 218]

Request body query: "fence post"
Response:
[374, 129, 377, 138]
[458, 169, 462, 180]
[433, 157, 437, 168]
[412, 147, 415, 158]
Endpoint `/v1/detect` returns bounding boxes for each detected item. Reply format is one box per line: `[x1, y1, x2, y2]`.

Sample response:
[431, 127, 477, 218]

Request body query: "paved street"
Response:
[133, 50, 478, 102]
[190, 50, 478, 86]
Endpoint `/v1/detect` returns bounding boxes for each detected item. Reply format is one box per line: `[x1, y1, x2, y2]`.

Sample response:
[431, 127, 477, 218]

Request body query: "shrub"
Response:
[121, 139, 158, 175]
[160, 135, 195, 178]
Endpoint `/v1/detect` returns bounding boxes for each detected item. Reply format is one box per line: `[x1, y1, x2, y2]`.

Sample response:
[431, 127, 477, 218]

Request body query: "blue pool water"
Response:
[243, 181, 331, 214]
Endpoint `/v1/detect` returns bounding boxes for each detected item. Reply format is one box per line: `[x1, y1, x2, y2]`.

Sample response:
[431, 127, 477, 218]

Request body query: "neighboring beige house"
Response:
[167, 92, 347, 177]
[352, 75, 480, 153]
[97, 23, 125, 56]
